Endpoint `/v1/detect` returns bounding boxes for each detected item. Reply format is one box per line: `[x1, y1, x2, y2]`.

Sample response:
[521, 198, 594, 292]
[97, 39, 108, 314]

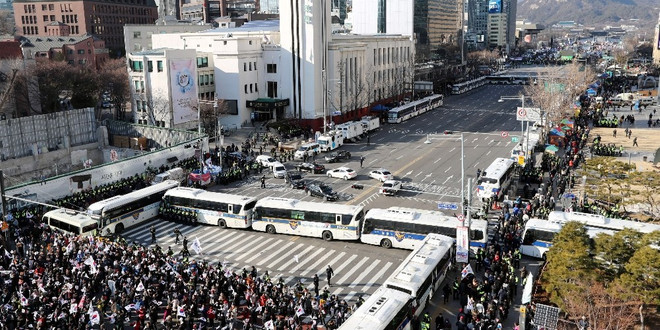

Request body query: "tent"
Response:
[548, 128, 566, 147]
[544, 144, 559, 154]
[586, 88, 597, 96]
[560, 118, 574, 128]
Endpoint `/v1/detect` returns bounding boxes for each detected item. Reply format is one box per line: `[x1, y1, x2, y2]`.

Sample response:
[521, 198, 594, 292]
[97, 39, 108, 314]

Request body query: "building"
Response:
[13, 0, 158, 55]
[466, 0, 488, 49]
[654, 12, 660, 65]
[259, 0, 277, 13]
[486, 0, 516, 52]
[126, 0, 415, 131]
[123, 23, 213, 54]
[351, 0, 462, 61]
[515, 19, 543, 46]
[18, 34, 109, 69]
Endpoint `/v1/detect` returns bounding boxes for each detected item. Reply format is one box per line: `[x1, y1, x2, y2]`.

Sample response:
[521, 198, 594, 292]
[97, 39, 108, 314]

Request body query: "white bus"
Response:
[451, 77, 487, 94]
[387, 96, 438, 124]
[87, 180, 180, 235]
[547, 211, 660, 234]
[43, 208, 99, 237]
[162, 187, 257, 229]
[361, 207, 488, 251]
[520, 218, 615, 260]
[477, 157, 516, 201]
[383, 233, 454, 317]
[252, 197, 364, 241]
[338, 287, 414, 330]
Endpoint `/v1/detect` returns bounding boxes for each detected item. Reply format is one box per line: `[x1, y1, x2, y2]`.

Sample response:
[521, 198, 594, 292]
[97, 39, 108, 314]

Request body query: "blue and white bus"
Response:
[477, 157, 516, 201]
[520, 218, 615, 260]
[338, 287, 414, 330]
[87, 180, 180, 235]
[547, 211, 660, 234]
[252, 197, 364, 241]
[360, 207, 488, 251]
[162, 187, 257, 229]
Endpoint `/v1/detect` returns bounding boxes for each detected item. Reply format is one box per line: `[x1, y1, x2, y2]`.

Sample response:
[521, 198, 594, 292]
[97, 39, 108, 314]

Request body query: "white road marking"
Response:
[395, 155, 403, 160]
[444, 167, 451, 173]
[434, 157, 442, 164]
[405, 170, 413, 176]
[442, 175, 453, 185]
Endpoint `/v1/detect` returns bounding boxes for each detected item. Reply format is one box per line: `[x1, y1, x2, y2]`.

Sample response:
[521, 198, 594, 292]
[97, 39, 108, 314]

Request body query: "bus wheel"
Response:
[218, 219, 227, 229]
[381, 239, 392, 249]
[266, 225, 276, 234]
[114, 224, 124, 235]
[322, 231, 333, 241]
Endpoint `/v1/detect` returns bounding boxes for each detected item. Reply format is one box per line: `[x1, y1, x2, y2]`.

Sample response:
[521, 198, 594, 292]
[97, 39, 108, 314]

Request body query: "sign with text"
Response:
[438, 203, 458, 211]
[516, 107, 542, 122]
[456, 226, 469, 263]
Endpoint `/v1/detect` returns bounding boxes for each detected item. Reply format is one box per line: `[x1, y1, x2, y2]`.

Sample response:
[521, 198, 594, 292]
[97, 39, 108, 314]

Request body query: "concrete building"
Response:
[13, 0, 158, 55]
[123, 23, 213, 54]
[486, 0, 516, 52]
[259, 0, 277, 14]
[126, 0, 415, 131]
[18, 34, 109, 69]
[466, 0, 488, 49]
[653, 12, 660, 65]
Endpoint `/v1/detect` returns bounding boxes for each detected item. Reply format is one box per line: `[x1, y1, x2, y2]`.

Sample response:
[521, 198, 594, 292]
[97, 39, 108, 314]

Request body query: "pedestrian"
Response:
[367, 135, 370, 146]
[612, 129, 616, 138]
[174, 228, 181, 244]
[435, 314, 445, 330]
[261, 175, 266, 188]
[313, 274, 320, 296]
[577, 316, 589, 330]
[360, 156, 365, 168]
[442, 283, 451, 304]
[326, 265, 335, 286]
[150, 225, 156, 243]
[628, 129, 632, 139]
[633, 137, 638, 147]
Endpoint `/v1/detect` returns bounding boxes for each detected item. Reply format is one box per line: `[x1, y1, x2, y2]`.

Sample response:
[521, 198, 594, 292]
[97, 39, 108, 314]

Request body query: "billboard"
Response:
[456, 226, 469, 263]
[169, 59, 198, 125]
[488, 0, 502, 14]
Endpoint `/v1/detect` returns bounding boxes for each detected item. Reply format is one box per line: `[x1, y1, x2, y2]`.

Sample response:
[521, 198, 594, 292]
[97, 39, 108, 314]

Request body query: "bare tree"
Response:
[0, 59, 25, 117]
[98, 58, 130, 120]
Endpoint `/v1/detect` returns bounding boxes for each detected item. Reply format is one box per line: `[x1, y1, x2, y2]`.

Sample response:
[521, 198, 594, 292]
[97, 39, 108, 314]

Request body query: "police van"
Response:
[294, 142, 320, 160]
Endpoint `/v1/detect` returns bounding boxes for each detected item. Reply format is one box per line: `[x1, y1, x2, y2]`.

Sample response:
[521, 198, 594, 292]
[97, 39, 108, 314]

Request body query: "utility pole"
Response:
[0, 170, 7, 244]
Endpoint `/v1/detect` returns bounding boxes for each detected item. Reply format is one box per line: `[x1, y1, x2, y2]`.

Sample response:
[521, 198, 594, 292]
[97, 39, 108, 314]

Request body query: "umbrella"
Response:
[545, 144, 559, 153]
[560, 118, 574, 126]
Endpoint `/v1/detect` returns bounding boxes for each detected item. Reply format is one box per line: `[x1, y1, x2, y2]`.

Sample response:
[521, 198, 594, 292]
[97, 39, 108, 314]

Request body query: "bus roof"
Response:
[526, 218, 617, 237]
[482, 158, 515, 180]
[164, 187, 256, 205]
[548, 211, 660, 234]
[338, 287, 412, 330]
[88, 180, 179, 213]
[43, 208, 97, 226]
[255, 197, 363, 215]
[367, 207, 488, 231]
[384, 233, 454, 296]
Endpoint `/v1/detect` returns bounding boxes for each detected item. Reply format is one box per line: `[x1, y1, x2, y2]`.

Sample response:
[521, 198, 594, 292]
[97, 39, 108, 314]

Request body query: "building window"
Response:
[147, 61, 153, 72]
[68, 60, 74, 65]
[50, 15, 55, 21]
[209, 74, 214, 85]
[133, 31, 141, 38]
[223, 41, 227, 45]
[243, 63, 247, 71]
[157, 60, 163, 72]
[196, 57, 208, 68]
[130, 60, 143, 72]
[67, 49, 73, 54]
[267, 64, 277, 73]
[267, 81, 277, 98]
[254, 62, 257, 70]
[43, 15, 48, 22]
[77, 49, 85, 54]
[244, 84, 248, 94]
[250, 84, 253, 93]
[377, 0, 386, 33]
[249, 62, 252, 71]
[249, 40, 252, 45]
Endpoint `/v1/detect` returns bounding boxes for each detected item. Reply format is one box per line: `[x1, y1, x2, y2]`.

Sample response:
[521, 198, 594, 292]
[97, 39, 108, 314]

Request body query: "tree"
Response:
[593, 229, 644, 280]
[32, 61, 101, 113]
[560, 279, 638, 330]
[626, 170, 660, 219]
[0, 59, 24, 117]
[579, 157, 634, 207]
[615, 245, 660, 329]
[542, 221, 597, 310]
[0, 11, 14, 35]
[98, 58, 130, 120]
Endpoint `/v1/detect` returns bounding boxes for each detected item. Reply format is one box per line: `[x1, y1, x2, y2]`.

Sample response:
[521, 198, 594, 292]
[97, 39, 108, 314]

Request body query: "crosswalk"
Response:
[121, 219, 406, 303]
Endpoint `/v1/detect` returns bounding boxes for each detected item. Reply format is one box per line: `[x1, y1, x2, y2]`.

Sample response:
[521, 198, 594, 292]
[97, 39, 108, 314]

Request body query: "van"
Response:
[43, 209, 99, 237]
[294, 142, 320, 160]
[639, 97, 655, 106]
[152, 167, 185, 185]
[271, 162, 287, 179]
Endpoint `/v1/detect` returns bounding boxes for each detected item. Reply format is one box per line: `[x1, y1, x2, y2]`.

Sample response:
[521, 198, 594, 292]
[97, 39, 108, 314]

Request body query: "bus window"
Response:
[470, 229, 484, 241]
[232, 204, 241, 214]
[363, 220, 374, 233]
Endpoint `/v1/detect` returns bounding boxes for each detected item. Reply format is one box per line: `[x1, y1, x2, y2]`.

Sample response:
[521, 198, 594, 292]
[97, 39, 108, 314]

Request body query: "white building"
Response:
[126, 0, 416, 131]
[654, 12, 660, 65]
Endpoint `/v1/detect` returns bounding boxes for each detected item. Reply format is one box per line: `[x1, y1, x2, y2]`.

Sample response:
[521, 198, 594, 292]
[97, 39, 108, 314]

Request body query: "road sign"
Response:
[511, 136, 519, 143]
[500, 131, 509, 138]
[457, 214, 465, 222]
[438, 203, 458, 211]
[516, 107, 542, 121]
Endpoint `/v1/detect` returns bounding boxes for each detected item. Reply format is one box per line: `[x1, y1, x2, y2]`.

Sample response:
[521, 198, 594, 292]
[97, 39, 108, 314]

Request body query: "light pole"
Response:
[425, 132, 466, 217]
[499, 95, 530, 162]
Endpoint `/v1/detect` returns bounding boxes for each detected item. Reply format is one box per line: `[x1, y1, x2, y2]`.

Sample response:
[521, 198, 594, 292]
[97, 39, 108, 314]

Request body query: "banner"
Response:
[488, 0, 502, 13]
[456, 226, 470, 263]
[191, 237, 203, 254]
[169, 59, 198, 125]
[461, 264, 474, 279]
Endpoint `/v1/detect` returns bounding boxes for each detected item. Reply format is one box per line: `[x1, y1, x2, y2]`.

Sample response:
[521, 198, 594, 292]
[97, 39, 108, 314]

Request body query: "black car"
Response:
[295, 162, 326, 174]
[285, 171, 306, 189]
[305, 182, 338, 201]
[324, 150, 352, 163]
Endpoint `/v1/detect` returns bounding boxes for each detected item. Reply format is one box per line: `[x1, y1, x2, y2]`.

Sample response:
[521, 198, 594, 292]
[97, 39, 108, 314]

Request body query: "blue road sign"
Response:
[438, 203, 458, 211]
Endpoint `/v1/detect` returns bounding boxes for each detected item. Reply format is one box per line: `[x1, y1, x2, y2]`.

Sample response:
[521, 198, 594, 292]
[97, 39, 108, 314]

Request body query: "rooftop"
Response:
[202, 19, 279, 34]
[18, 34, 98, 53]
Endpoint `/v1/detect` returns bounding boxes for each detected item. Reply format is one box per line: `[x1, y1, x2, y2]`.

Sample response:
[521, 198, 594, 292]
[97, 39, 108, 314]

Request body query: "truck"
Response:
[317, 130, 344, 152]
[335, 121, 364, 142]
[360, 116, 380, 133]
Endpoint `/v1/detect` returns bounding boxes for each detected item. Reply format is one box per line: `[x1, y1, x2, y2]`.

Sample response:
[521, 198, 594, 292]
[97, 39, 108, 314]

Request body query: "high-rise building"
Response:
[486, 0, 516, 52]
[352, 0, 462, 61]
[467, 0, 488, 47]
[13, 0, 158, 55]
[331, 0, 346, 25]
[259, 0, 278, 13]
[653, 12, 660, 65]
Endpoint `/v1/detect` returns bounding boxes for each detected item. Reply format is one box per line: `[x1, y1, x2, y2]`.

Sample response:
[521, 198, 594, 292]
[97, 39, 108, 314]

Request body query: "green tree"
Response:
[615, 245, 660, 329]
[593, 228, 644, 280]
[542, 221, 598, 310]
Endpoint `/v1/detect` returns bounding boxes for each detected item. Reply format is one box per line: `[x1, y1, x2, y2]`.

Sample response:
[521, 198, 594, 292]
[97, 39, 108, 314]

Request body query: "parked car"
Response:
[305, 182, 338, 201]
[271, 162, 287, 179]
[380, 180, 402, 196]
[256, 155, 278, 168]
[368, 168, 393, 182]
[285, 171, 306, 189]
[324, 150, 352, 163]
[295, 162, 326, 174]
[327, 167, 357, 180]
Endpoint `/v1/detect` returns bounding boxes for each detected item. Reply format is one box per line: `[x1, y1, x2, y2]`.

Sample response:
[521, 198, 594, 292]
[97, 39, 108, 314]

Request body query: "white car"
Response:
[256, 155, 278, 168]
[327, 167, 357, 180]
[271, 162, 287, 179]
[380, 180, 402, 196]
[369, 169, 393, 182]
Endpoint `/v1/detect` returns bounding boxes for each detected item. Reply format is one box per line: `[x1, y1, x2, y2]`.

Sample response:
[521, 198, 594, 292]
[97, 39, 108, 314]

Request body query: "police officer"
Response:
[261, 175, 266, 189]
[174, 228, 181, 244]
[150, 225, 156, 244]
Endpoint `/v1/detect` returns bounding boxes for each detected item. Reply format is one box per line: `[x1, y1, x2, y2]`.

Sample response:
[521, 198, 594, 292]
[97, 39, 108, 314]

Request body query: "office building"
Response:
[13, 0, 158, 55]
[486, 0, 516, 51]
[467, 0, 488, 48]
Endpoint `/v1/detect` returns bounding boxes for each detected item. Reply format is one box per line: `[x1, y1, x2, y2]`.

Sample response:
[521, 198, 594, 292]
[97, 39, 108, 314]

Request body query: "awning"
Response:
[246, 98, 290, 109]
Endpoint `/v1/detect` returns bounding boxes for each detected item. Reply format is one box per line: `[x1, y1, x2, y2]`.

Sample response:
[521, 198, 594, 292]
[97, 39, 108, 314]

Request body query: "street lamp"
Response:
[424, 132, 466, 218]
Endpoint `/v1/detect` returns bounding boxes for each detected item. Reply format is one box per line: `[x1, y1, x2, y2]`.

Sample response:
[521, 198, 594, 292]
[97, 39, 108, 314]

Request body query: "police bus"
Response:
[360, 207, 488, 251]
[547, 211, 660, 234]
[383, 233, 454, 317]
[162, 187, 257, 229]
[387, 96, 437, 124]
[476, 157, 516, 201]
[338, 287, 414, 330]
[43, 208, 99, 237]
[87, 180, 180, 235]
[520, 218, 615, 260]
[252, 197, 364, 241]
